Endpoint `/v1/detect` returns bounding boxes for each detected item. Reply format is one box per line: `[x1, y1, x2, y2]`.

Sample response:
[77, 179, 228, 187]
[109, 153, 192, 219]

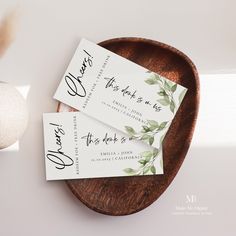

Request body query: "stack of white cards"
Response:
[43, 39, 187, 180]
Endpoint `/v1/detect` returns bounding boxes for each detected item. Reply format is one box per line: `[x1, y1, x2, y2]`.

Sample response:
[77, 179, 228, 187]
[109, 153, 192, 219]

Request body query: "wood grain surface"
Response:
[58, 37, 200, 216]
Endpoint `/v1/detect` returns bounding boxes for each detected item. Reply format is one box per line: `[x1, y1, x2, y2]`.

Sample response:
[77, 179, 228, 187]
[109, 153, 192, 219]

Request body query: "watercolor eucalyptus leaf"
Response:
[153, 148, 159, 157]
[170, 100, 175, 113]
[123, 168, 137, 175]
[149, 136, 154, 145]
[141, 133, 151, 140]
[141, 150, 153, 159]
[138, 159, 147, 165]
[164, 81, 171, 90]
[145, 155, 152, 162]
[164, 94, 170, 102]
[146, 74, 159, 84]
[145, 78, 158, 85]
[143, 165, 151, 174]
[171, 83, 177, 92]
[157, 98, 170, 106]
[149, 125, 157, 131]
[125, 126, 136, 136]
[158, 90, 166, 96]
[147, 120, 159, 128]
[142, 125, 150, 132]
[150, 165, 156, 174]
[159, 121, 168, 130]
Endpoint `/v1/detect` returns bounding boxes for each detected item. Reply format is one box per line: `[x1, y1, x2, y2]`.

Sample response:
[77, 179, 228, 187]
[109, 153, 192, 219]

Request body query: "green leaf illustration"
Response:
[170, 100, 175, 113]
[141, 134, 151, 140]
[145, 78, 158, 85]
[149, 125, 157, 131]
[158, 90, 166, 96]
[150, 165, 156, 174]
[159, 121, 168, 130]
[145, 74, 159, 85]
[143, 166, 151, 174]
[164, 81, 171, 90]
[149, 136, 154, 145]
[125, 126, 136, 136]
[153, 148, 159, 157]
[142, 125, 150, 132]
[138, 159, 147, 165]
[157, 98, 170, 106]
[141, 151, 152, 157]
[171, 84, 177, 92]
[147, 120, 159, 128]
[141, 151, 153, 161]
[123, 168, 137, 175]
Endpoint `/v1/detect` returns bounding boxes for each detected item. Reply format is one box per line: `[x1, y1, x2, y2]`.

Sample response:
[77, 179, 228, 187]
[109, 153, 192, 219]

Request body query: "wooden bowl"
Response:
[57, 37, 200, 216]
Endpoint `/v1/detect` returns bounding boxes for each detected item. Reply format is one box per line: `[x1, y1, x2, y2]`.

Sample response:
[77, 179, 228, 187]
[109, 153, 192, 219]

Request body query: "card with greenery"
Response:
[122, 71, 186, 175]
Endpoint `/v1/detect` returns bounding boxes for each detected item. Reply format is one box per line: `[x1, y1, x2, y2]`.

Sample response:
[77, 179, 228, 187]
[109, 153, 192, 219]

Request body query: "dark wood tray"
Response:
[57, 37, 200, 216]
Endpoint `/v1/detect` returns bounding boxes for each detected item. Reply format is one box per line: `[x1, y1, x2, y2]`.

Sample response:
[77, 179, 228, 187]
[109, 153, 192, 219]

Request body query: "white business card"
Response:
[54, 38, 187, 149]
[43, 112, 163, 180]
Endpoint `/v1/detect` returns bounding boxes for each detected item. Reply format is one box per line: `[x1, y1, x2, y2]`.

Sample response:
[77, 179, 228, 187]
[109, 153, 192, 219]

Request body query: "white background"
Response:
[0, 0, 236, 235]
